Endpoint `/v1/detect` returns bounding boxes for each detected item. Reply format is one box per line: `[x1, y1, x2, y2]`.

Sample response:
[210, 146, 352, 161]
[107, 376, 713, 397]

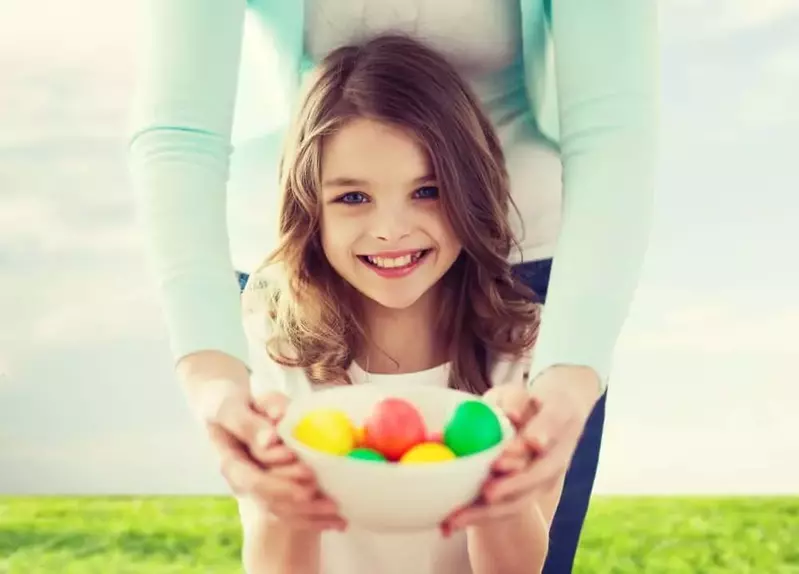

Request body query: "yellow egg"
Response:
[293, 408, 356, 455]
[399, 442, 456, 464]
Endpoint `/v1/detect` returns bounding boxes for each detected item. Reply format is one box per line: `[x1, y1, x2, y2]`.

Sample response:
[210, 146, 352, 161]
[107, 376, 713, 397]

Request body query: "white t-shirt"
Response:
[240, 301, 530, 574]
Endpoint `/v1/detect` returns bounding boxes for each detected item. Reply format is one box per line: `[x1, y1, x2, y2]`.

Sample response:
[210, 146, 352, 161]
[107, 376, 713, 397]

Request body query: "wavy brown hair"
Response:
[253, 33, 540, 394]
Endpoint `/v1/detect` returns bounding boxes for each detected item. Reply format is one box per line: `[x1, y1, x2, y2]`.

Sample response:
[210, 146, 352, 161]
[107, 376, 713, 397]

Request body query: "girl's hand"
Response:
[442, 366, 601, 531]
[201, 384, 346, 531]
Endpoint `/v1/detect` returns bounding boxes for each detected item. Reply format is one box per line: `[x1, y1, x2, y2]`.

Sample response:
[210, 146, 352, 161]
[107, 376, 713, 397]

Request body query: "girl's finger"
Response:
[491, 452, 528, 474]
[267, 462, 316, 482]
[482, 464, 538, 503]
[444, 496, 530, 531]
[503, 436, 529, 457]
[285, 516, 348, 532]
[271, 496, 341, 519]
[258, 444, 298, 466]
[269, 498, 348, 532]
[249, 469, 318, 503]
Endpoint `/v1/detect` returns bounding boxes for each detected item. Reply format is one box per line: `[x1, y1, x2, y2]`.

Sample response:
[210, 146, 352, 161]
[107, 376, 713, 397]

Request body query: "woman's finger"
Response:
[485, 385, 539, 428]
[496, 440, 573, 497]
[211, 394, 278, 457]
[252, 391, 290, 423]
[517, 399, 573, 455]
[209, 426, 315, 502]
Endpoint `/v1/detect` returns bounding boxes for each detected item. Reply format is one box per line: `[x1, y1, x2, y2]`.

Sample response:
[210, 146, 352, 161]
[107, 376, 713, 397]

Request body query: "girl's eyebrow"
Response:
[322, 176, 369, 188]
[413, 173, 436, 184]
[322, 173, 436, 187]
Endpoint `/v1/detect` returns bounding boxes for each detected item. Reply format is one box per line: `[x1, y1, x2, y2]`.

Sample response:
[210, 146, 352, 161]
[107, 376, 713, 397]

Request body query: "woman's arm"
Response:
[529, 0, 660, 389]
[128, 0, 250, 370]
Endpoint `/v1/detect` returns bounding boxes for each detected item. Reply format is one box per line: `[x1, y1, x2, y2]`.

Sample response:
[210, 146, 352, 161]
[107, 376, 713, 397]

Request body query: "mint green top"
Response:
[128, 0, 659, 390]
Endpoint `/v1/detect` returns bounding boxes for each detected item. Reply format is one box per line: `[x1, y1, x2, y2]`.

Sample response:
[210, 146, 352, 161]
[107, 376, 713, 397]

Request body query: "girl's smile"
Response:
[357, 248, 434, 278]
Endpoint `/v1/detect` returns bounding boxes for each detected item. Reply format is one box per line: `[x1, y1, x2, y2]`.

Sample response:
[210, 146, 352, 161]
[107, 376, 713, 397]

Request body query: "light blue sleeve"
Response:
[528, 0, 660, 389]
[127, 0, 251, 368]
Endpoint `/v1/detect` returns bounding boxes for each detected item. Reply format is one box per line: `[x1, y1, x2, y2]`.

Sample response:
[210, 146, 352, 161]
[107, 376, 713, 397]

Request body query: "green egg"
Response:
[444, 400, 503, 457]
[347, 447, 388, 462]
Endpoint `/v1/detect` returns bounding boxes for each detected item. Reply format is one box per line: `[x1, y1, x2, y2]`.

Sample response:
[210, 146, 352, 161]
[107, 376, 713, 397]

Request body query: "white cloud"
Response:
[715, 0, 799, 34]
[0, 0, 135, 69]
[737, 43, 799, 126]
[28, 281, 162, 346]
[620, 306, 799, 355]
[617, 288, 799, 355]
[0, 355, 11, 390]
[595, 424, 799, 494]
[665, 0, 799, 40]
[0, 192, 140, 257]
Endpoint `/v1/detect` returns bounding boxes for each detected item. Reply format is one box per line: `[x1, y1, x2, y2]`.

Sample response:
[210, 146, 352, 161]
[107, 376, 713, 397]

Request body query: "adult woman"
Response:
[128, 1, 658, 572]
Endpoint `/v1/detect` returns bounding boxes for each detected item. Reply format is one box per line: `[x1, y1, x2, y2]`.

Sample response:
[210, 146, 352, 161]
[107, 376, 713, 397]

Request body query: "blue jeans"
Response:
[237, 259, 607, 573]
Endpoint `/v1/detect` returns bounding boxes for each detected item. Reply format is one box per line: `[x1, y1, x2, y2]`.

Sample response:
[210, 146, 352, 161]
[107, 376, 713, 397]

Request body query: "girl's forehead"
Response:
[320, 118, 435, 184]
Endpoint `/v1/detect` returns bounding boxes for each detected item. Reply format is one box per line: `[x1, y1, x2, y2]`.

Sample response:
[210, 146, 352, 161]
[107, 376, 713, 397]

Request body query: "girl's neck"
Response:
[355, 286, 448, 375]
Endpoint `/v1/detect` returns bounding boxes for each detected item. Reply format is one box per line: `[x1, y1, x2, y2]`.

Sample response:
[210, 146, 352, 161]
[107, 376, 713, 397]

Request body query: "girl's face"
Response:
[319, 118, 462, 310]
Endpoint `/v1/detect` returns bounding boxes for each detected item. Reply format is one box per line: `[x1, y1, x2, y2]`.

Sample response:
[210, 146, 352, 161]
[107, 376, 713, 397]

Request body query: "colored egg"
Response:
[354, 426, 366, 446]
[293, 408, 356, 455]
[444, 400, 503, 457]
[400, 442, 456, 464]
[364, 398, 427, 461]
[347, 447, 388, 462]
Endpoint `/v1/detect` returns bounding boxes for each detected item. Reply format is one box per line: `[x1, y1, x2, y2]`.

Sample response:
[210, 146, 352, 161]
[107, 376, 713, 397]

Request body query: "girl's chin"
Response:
[353, 281, 442, 313]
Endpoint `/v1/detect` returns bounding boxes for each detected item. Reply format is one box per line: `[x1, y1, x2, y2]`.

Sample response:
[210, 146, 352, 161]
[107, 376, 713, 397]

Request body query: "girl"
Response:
[238, 34, 558, 574]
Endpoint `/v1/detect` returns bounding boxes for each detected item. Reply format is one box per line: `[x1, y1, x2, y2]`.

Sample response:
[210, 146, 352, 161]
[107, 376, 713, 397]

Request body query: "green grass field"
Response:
[0, 496, 796, 573]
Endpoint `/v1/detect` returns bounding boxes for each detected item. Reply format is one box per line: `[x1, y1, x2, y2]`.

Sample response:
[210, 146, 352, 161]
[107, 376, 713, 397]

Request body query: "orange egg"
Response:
[354, 425, 366, 446]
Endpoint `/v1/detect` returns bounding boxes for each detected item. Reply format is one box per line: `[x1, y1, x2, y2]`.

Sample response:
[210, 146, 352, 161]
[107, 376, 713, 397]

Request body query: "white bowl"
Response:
[276, 382, 514, 532]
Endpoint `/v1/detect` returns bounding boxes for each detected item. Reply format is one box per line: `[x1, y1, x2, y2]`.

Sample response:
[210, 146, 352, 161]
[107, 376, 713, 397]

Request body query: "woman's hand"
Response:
[196, 380, 346, 531]
[442, 366, 601, 531]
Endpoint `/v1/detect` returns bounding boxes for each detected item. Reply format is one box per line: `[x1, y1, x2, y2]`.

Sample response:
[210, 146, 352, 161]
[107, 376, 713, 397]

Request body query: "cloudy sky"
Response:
[1, 0, 797, 495]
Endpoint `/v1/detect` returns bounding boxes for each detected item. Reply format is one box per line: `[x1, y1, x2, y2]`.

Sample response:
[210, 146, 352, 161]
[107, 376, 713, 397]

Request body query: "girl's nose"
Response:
[371, 203, 412, 242]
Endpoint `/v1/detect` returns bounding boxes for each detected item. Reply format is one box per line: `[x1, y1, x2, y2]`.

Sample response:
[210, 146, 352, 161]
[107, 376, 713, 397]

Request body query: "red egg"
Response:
[363, 398, 427, 461]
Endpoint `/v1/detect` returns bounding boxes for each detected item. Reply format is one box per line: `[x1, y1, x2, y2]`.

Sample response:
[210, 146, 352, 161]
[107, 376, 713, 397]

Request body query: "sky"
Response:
[0, 0, 798, 496]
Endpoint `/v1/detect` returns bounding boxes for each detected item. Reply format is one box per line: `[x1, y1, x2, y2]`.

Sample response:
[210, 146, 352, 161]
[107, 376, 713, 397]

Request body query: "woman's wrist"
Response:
[532, 364, 602, 409]
[176, 350, 252, 421]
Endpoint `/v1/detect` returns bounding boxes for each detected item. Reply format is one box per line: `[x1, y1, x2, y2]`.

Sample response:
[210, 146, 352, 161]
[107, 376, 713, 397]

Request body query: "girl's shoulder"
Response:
[241, 271, 316, 398]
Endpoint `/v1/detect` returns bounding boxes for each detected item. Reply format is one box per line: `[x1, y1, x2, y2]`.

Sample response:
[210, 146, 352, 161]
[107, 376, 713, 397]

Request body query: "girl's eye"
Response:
[336, 192, 369, 204]
[414, 186, 439, 199]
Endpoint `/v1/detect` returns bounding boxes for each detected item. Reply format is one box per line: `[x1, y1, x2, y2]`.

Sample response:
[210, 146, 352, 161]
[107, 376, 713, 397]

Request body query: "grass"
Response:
[0, 496, 797, 573]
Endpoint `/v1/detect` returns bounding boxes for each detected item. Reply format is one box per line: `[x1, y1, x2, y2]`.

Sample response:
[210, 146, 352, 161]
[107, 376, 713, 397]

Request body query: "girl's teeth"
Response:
[367, 251, 425, 269]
